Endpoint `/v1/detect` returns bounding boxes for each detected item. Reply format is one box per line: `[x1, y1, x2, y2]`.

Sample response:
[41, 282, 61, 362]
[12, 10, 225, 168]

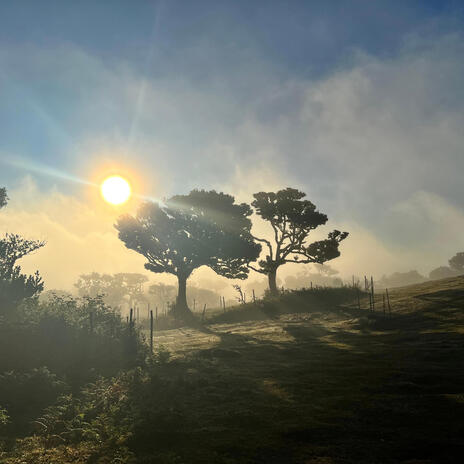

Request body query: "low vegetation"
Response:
[1, 276, 463, 463]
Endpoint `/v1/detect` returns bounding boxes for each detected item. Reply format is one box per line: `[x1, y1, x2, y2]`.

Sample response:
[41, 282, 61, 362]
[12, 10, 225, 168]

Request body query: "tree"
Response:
[0, 188, 7, 210]
[449, 252, 464, 273]
[250, 188, 348, 295]
[75, 272, 148, 309]
[429, 266, 459, 281]
[115, 190, 261, 318]
[378, 270, 426, 288]
[0, 188, 45, 312]
[75, 272, 115, 299]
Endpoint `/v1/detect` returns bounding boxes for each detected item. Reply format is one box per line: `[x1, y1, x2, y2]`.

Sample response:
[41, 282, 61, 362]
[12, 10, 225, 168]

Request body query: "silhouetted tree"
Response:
[449, 252, 464, 273]
[0, 188, 45, 312]
[0, 188, 7, 210]
[284, 265, 343, 289]
[148, 282, 177, 310]
[115, 273, 149, 309]
[75, 272, 115, 299]
[75, 272, 148, 309]
[250, 188, 348, 295]
[429, 266, 459, 281]
[378, 270, 426, 288]
[115, 190, 261, 319]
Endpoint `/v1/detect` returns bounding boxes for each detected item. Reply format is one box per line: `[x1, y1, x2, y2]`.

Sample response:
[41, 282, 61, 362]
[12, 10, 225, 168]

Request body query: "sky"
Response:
[1, 0, 464, 291]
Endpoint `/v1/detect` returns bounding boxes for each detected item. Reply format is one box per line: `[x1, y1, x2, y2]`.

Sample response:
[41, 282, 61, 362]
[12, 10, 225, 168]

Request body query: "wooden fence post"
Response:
[202, 304, 207, 321]
[356, 287, 361, 310]
[252, 289, 256, 303]
[150, 310, 154, 353]
[386, 288, 392, 316]
[371, 276, 375, 311]
[222, 296, 226, 311]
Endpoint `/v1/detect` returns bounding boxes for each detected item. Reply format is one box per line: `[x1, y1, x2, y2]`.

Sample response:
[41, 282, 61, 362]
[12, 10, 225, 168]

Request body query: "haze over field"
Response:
[1, 1, 464, 291]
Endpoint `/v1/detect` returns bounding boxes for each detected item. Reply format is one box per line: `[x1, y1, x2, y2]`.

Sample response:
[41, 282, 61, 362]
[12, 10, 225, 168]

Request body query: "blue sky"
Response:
[1, 1, 464, 288]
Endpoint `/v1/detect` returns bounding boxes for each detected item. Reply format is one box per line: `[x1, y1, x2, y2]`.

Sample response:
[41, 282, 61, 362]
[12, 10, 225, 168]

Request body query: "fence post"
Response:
[356, 287, 361, 310]
[150, 310, 154, 353]
[202, 304, 207, 321]
[370, 276, 375, 311]
[386, 288, 392, 316]
[252, 289, 256, 303]
[155, 306, 158, 321]
[222, 296, 226, 311]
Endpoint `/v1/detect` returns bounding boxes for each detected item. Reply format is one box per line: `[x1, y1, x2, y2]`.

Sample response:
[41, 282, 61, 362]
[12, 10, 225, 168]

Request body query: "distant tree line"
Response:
[377, 252, 464, 289]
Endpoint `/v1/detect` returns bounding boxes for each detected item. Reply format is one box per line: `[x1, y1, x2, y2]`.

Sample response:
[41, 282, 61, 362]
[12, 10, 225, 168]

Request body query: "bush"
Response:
[0, 367, 68, 436]
[0, 295, 147, 386]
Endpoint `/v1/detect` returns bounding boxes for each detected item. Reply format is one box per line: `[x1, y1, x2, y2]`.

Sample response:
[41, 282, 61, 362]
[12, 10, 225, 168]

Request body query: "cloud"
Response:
[1, 31, 464, 286]
[0, 177, 154, 291]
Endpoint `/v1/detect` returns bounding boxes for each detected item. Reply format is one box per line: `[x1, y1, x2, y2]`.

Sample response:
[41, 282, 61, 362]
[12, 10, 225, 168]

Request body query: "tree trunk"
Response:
[175, 274, 193, 321]
[268, 269, 278, 296]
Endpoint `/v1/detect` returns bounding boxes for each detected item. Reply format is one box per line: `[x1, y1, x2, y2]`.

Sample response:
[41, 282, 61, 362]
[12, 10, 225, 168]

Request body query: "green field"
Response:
[140, 276, 464, 463]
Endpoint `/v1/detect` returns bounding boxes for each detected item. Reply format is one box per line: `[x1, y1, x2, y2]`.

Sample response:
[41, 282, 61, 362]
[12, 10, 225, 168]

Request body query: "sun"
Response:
[101, 176, 131, 205]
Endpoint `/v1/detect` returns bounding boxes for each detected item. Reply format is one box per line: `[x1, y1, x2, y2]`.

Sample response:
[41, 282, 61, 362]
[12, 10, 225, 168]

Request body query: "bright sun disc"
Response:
[101, 176, 131, 205]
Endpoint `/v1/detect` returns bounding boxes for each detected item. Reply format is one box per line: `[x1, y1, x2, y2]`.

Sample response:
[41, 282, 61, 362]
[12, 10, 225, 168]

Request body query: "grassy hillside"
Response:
[143, 276, 464, 463]
[4, 277, 463, 463]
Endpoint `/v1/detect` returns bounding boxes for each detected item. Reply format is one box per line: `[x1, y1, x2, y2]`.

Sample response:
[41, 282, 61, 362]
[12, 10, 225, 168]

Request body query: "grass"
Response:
[3, 277, 464, 463]
[139, 276, 464, 463]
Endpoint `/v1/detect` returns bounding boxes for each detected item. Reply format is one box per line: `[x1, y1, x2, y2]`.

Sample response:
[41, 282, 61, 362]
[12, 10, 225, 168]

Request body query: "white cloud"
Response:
[1, 32, 464, 287]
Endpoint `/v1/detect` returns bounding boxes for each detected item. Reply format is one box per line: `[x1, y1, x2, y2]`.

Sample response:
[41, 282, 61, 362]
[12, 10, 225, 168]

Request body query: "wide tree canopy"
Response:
[115, 189, 261, 317]
[250, 188, 348, 294]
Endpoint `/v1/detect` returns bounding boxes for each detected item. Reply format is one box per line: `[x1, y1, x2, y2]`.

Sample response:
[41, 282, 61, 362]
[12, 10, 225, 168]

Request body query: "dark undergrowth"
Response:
[1, 280, 464, 463]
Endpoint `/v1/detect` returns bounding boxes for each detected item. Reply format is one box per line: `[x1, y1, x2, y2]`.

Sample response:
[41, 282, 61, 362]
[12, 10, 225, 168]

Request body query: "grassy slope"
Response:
[144, 276, 464, 463]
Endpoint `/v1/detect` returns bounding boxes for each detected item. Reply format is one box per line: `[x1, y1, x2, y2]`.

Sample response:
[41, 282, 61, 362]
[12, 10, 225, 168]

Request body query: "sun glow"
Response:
[101, 176, 131, 205]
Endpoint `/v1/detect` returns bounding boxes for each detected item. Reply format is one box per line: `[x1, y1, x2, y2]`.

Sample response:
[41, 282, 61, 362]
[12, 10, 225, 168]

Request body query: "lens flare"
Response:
[101, 176, 131, 205]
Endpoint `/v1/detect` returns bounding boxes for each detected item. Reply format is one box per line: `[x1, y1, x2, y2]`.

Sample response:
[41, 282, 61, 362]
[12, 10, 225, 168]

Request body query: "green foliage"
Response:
[0, 295, 147, 385]
[0, 367, 68, 436]
[0, 406, 9, 426]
